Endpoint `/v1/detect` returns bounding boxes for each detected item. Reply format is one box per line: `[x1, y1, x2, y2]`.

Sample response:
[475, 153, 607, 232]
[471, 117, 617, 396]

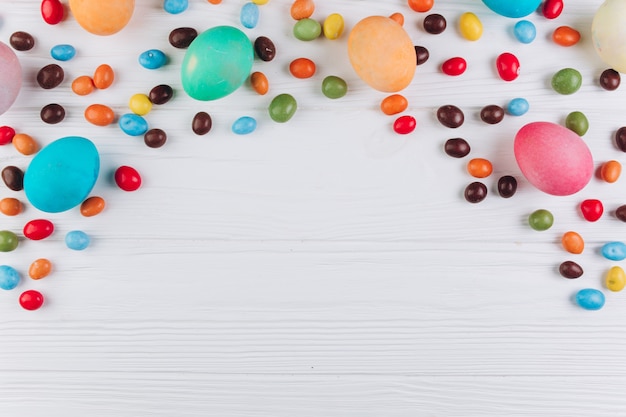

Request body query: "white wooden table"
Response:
[1, 1, 626, 415]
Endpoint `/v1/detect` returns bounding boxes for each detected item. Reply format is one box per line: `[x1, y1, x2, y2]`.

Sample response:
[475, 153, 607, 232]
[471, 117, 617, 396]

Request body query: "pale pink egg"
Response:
[0, 41, 22, 115]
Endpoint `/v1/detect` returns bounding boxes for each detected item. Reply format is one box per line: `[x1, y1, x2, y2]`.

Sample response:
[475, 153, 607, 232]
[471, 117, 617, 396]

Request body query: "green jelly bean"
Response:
[269, 93, 297, 123]
[528, 209, 554, 231]
[565, 111, 589, 136]
[293, 18, 322, 41]
[551, 68, 582, 95]
[0, 230, 18, 252]
[321, 75, 348, 99]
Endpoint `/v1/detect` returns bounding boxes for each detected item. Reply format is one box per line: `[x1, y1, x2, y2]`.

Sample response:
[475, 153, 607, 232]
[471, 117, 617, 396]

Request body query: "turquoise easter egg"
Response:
[181, 26, 254, 101]
[24, 136, 100, 213]
[482, 0, 541, 18]
[0, 41, 22, 116]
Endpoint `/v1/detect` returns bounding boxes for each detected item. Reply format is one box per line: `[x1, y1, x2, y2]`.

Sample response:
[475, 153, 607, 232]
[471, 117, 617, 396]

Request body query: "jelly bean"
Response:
[0, 126, 16, 145]
[616, 205, 626, 222]
[84, 104, 115, 126]
[559, 261, 583, 279]
[254, 36, 276, 62]
[149, 84, 174, 105]
[139, 49, 167, 70]
[0, 198, 22, 216]
[115, 166, 141, 191]
[240, 2, 260, 29]
[513, 20, 536, 44]
[144, 128, 167, 148]
[444, 138, 470, 158]
[543, 0, 564, 19]
[424, 14, 446, 34]
[129, 94, 152, 116]
[192, 112, 212, 135]
[2, 166, 24, 191]
[65, 230, 90, 250]
[19, 290, 44, 310]
[207, 0, 222, 3]
[169, 27, 198, 49]
[480, 105, 504, 124]
[562, 231, 584, 254]
[0, 230, 18, 252]
[442, 57, 466, 76]
[393, 115, 416, 135]
[40, 103, 65, 124]
[601, 160, 622, 183]
[528, 209, 554, 231]
[72, 75, 95, 96]
[497, 175, 517, 198]
[467, 158, 493, 178]
[323, 13, 344, 40]
[29, 258, 52, 280]
[232, 116, 257, 135]
[41, 0, 64, 24]
[464, 182, 487, 203]
[250, 72, 269, 95]
[321, 75, 347, 99]
[269, 93, 297, 123]
[37, 64, 64, 89]
[0, 265, 20, 290]
[50, 44, 76, 61]
[437, 105, 464, 128]
[381, 94, 408, 116]
[600, 69, 621, 91]
[553, 26, 581, 47]
[163, 0, 188, 14]
[93, 64, 114, 89]
[552, 68, 582, 95]
[606, 266, 626, 292]
[496, 52, 520, 82]
[252, 0, 268, 4]
[290, 0, 314, 20]
[602, 241, 626, 261]
[616, 127, 626, 152]
[12, 133, 39, 156]
[408, 0, 434, 13]
[10, 31, 35, 51]
[80, 196, 105, 217]
[565, 111, 589, 136]
[580, 199, 603, 222]
[575, 289, 605, 311]
[389, 13, 404, 26]
[23, 219, 54, 241]
[119, 113, 149, 136]
[459, 12, 483, 41]
[507, 98, 529, 116]
[293, 18, 322, 41]
[289, 58, 316, 79]
[415, 46, 430, 65]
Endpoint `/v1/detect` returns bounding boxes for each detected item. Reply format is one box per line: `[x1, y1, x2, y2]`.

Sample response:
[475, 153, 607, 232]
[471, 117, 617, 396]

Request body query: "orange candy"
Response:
[80, 196, 106, 217]
[72, 75, 95, 96]
[93, 64, 115, 89]
[389, 12, 404, 26]
[250, 71, 269, 95]
[289, 57, 316, 79]
[85, 104, 115, 126]
[408, 0, 434, 12]
[562, 231, 584, 254]
[380, 94, 408, 115]
[0, 197, 22, 216]
[207, 0, 222, 3]
[467, 158, 493, 178]
[12, 133, 38, 155]
[290, 0, 314, 20]
[29, 258, 52, 280]
[600, 160, 622, 183]
[553, 26, 581, 47]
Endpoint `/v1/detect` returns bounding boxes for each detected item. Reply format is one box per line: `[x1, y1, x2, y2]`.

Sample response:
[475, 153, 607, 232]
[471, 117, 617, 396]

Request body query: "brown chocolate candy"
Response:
[169, 27, 198, 49]
[559, 261, 583, 279]
[9, 31, 35, 51]
[149, 84, 174, 105]
[144, 128, 167, 148]
[36, 64, 64, 89]
[437, 105, 464, 128]
[497, 175, 517, 198]
[423, 14, 446, 34]
[2, 166, 24, 191]
[192, 111, 212, 135]
[480, 105, 505, 124]
[444, 138, 470, 158]
[464, 182, 487, 203]
[254, 36, 276, 62]
[40, 103, 65, 124]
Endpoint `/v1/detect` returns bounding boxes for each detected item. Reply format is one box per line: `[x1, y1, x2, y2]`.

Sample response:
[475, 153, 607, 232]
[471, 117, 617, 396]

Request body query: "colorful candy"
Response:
[0, 231, 19, 252]
[40, 103, 66, 124]
[29, 258, 52, 280]
[601, 241, 626, 261]
[269, 93, 297, 123]
[72, 76, 95, 96]
[93, 64, 115, 89]
[513, 20, 536, 44]
[496, 52, 520, 81]
[19, 290, 44, 310]
[163, 0, 188, 14]
[528, 209, 554, 231]
[506, 98, 529, 116]
[12, 133, 39, 155]
[606, 266, 626, 292]
[321, 76, 348, 99]
[458, 12, 483, 41]
[0, 198, 22, 216]
[149, 84, 173, 105]
[600, 69, 621, 91]
[552, 68, 582, 95]
[0, 265, 20, 290]
[192, 112, 212, 135]
[562, 231, 584, 254]
[380, 94, 408, 116]
[293, 18, 322, 41]
[254, 36, 276, 61]
[144, 128, 167, 148]
[323, 13, 344, 40]
[84, 104, 115, 126]
[41, 0, 64, 24]
[50, 44, 76, 61]
[565, 111, 589, 136]
[553, 26, 581, 47]
[423, 14, 447, 35]
[497, 175, 517, 198]
[437, 105, 464, 128]
[80, 196, 106, 217]
[441, 57, 467, 76]
[119, 113, 149, 136]
[543, 0, 564, 19]
[467, 158, 493, 178]
[138, 49, 167, 70]
[575, 288, 605, 310]
[128, 94, 152, 116]
[480, 105, 504, 124]
[580, 199, 603, 222]
[393, 115, 416, 134]
[250, 72, 269, 95]
[600, 160, 621, 183]
[559, 261, 584, 279]
[289, 57, 316, 79]
[65, 230, 90, 250]
[464, 182, 487, 203]
[232, 116, 257, 135]
[407, 0, 434, 13]
[23, 219, 54, 241]
[9, 31, 35, 51]
[114, 166, 141, 191]
[240, 2, 260, 29]
[444, 138, 470, 158]
[169, 27, 198, 49]
[2, 166, 24, 191]
[290, 0, 315, 20]
[0, 126, 16, 145]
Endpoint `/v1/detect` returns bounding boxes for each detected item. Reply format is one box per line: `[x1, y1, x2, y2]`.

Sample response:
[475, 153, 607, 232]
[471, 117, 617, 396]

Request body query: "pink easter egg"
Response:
[514, 121, 593, 196]
[0, 41, 22, 115]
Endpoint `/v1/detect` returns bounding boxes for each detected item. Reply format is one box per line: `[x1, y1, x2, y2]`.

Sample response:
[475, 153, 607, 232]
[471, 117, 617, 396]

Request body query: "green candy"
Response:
[293, 18, 321, 41]
[0, 230, 18, 252]
[269, 93, 297, 123]
[551, 68, 582, 95]
[565, 111, 589, 136]
[321, 75, 348, 99]
[528, 209, 554, 231]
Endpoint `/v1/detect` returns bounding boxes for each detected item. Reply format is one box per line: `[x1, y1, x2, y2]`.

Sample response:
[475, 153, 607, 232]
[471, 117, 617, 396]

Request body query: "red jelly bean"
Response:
[115, 166, 142, 192]
[23, 219, 54, 240]
[0, 126, 16, 145]
[41, 0, 64, 25]
[441, 57, 467, 76]
[580, 199, 603, 222]
[496, 52, 520, 82]
[19, 290, 44, 311]
[393, 115, 416, 134]
[543, 0, 564, 19]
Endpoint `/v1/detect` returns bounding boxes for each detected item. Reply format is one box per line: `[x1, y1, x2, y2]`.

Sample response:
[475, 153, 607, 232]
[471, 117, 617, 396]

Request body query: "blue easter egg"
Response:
[139, 49, 167, 69]
[482, 0, 541, 18]
[50, 44, 77, 61]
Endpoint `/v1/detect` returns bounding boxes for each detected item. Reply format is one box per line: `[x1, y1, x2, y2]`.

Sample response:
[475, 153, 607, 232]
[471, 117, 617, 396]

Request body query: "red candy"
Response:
[580, 199, 603, 222]
[115, 165, 142, 192]
[441, 57, 467, 76]
[543, 0, 564, 19]
[41, 0, 64, 25]
[19, 290, 44, 311]
[496, 52, 520, 82]
[0, 126, 16, 145]
[393, 115, 416, 134]
[23, 219, 54, 240]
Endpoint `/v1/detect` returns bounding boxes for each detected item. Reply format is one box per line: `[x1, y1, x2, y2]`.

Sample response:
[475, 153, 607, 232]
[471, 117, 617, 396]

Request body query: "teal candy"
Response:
[24, 136, 100, 213]
[482, 0, 541, 18]
[181, 26, 254, 101]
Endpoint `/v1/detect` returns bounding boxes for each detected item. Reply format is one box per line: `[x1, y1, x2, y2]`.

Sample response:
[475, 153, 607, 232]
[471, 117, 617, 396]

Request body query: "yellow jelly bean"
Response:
[129, 93, 152, 116]
[323, 13, 344, 40]
[459, 12, 483, 41]
[252, 0, 269, 4]
[606, 265, 626, 292]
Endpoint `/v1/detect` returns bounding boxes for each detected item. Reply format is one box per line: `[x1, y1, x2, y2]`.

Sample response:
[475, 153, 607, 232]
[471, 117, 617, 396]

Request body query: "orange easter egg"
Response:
[69, 0, 135, 36]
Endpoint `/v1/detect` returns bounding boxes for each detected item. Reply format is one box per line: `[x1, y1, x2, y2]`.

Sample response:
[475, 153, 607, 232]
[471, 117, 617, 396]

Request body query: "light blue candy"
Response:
[507, 97, 529, 116]
[66, 230, 90, 251]
[164, 0, 188, 14]
[139, 49, 167, 70]
[601, 241, 626, 261]
[240, 2, 260, 29]
[50, 44, 76, 61]
[513, 20, 536, 44]
[482, 0, 541, 18]
[575, 288, 605, 311]
[0, 265, 20, 290]
[119, 113, 149, 136]
[232, 116, 257, 135]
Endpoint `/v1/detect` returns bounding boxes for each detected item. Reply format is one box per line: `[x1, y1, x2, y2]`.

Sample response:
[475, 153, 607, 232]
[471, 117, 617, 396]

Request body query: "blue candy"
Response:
[575, 288, 605, 311]
[513, 20, 536, 44]
[232, 116, 257, 135]
[507, 97, 529, 116]
[240, 2, 260, 29]
[119, 113, 149, 136]
[139, 49, 167, 70]
[66, 230, 90, 251]
[601, 241, 626, 261]
[50, 44, 76, 61]
[163, 0, 188, 14]
[0, 265, 20, 290]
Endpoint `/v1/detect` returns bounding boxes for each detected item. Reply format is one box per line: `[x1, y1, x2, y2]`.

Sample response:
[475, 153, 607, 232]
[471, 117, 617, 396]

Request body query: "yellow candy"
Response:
[323, 13, 344, 40]
[129, 93, 152, 116]
[606, 266, 626, 292]
[252, 0, 269, 4]
[459, 12, 483, 41]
